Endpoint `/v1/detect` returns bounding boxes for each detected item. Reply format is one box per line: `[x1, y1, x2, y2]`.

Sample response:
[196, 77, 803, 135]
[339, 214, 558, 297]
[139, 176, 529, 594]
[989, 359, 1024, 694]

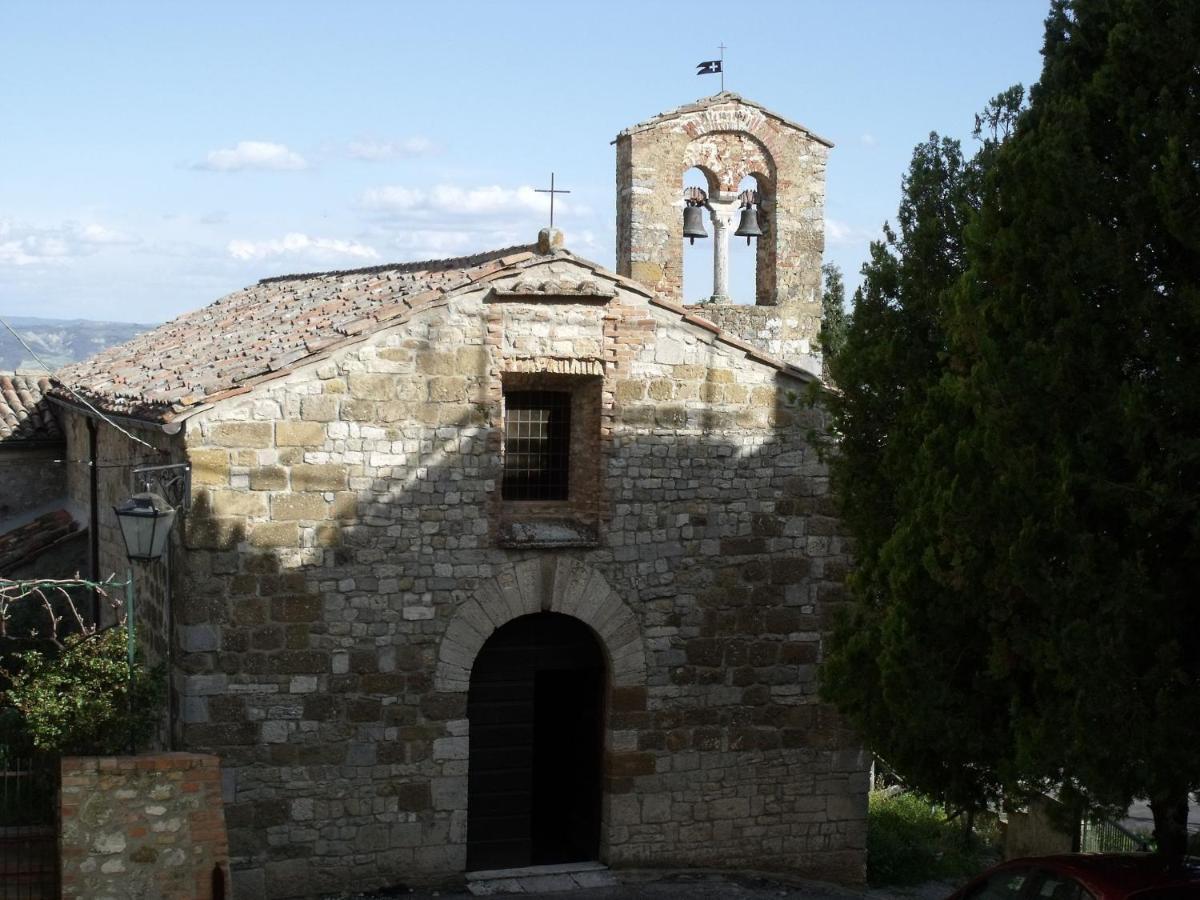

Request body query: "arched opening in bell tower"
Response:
[678, 131, 778, 308]
[729, 173, 769, 305]
[681, 166, 717, 305]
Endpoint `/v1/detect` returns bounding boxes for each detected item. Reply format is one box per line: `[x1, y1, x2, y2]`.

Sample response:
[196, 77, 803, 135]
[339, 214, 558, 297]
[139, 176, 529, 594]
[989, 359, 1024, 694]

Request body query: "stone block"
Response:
[272, 493, 328, 520]
[181, 624, 220, 653]
[209, 421, 273, 449]
[340, 399, 377, 422]
[348, 373, 397, 400]
[431, 777, 466, 811]
[291, 464, 347, 491]
[331, 492, 358, 520]
[300, 395, 338, 422]
[249, 465, 288, 490]
[186, 515, 243, 550]
[455, 346, 489, 371]
[416, 351, 458, 376]
[210, 491, 268, 518]
[184, 673, 228, 696]
[614, 379, 645, 402]
[189, 448, 229, 486]
[275, 421, 326, 446]
[271, 596, 321, 623]
[427, 377, 467, 402]
[249, 522, 299, 548]
[315, 524, 341, 546]
[433, 736, 468, 761]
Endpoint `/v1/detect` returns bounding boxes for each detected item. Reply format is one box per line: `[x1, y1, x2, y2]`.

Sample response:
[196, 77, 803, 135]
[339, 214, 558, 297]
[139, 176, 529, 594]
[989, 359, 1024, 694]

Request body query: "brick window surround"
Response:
[496, 373, 603, 547]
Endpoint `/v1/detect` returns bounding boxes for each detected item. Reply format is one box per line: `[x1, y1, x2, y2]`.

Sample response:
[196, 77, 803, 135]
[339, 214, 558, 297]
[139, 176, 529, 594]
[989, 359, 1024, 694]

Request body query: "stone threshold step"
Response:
[466, 861, 617, 895]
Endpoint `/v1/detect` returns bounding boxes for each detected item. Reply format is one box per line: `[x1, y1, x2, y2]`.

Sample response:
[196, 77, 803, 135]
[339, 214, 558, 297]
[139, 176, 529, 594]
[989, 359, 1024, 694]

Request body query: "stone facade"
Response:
[59, 253, 859, 898]
[50, 94, 867, 899]
[615, 93, 831, 365]
[59, 753, 230, 900]
[0, 444, 66, 522]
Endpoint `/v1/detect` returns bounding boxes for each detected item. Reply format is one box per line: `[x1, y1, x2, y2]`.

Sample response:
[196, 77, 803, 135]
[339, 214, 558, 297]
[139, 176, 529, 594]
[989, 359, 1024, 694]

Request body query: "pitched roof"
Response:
[615, 91, 834, 148]
[52, 244, 814, 425]
[51, 245, 538, 423]
[0, 508, 81, 575]
[0, 374, 62, 444]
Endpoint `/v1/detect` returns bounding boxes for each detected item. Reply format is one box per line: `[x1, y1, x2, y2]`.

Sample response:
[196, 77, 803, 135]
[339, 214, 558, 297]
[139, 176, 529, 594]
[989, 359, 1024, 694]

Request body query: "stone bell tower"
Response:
[615, 92, 832, 368]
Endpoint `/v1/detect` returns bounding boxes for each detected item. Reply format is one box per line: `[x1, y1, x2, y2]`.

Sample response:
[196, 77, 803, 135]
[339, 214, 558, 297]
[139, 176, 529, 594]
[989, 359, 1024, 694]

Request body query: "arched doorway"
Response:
[466, 612, 605, 871]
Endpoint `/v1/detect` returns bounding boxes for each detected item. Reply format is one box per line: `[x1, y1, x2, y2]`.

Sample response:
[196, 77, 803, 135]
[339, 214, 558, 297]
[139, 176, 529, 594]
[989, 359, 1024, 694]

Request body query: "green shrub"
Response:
[868, 790, 995, 886]
[1, 626, 163, 755]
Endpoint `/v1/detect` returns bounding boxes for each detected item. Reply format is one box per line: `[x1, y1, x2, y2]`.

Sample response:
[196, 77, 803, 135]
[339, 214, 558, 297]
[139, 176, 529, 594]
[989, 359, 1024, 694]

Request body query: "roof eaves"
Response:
[256, 243, 537, 286]
[614, 91, 834, 148]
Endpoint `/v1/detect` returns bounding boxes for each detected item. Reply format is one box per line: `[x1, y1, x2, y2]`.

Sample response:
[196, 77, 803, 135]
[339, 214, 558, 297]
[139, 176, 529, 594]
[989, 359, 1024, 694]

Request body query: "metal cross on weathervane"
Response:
[535, 172, 570, 229]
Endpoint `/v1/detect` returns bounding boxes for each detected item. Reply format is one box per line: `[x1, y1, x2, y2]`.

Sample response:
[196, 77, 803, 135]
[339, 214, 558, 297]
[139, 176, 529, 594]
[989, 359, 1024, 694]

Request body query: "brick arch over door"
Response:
[434, 557, 647, 692]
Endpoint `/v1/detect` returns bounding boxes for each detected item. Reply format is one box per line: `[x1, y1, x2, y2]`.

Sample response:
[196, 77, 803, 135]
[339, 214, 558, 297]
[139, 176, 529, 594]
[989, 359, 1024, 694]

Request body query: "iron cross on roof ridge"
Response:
[535, 172, 570, 229]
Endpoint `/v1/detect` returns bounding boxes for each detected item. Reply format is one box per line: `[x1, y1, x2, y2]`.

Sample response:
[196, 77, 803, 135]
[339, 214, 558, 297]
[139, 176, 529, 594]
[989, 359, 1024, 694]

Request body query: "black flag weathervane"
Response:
[696, 43, 726, 90]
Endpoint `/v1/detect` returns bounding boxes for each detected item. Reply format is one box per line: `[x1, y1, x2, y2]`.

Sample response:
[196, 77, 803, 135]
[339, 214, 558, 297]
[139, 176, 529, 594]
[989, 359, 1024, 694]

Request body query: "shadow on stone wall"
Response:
[172, 350, 866, 895]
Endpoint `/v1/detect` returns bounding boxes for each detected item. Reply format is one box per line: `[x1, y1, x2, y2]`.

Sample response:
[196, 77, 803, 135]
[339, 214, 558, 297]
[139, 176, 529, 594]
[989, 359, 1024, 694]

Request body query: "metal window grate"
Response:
[0, 754, 59, 899]
[503, 391, 571, 501]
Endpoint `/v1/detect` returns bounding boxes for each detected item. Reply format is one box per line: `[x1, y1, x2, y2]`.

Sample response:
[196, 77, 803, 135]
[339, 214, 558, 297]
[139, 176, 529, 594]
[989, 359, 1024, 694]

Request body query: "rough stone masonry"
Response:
[50, 93, 867, 899]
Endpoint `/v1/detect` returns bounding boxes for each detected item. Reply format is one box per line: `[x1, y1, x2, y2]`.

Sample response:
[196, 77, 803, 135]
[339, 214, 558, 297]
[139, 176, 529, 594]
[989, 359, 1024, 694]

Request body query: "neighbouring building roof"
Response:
[51, 243, 814, 425]
[0, 508, 80, 575]
[615, 91, 835, 147]
[0, 374, 63, 444]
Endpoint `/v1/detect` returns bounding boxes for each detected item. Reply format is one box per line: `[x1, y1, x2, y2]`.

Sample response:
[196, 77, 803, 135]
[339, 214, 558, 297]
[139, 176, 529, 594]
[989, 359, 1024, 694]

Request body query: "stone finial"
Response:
[537, 228, 564, 255]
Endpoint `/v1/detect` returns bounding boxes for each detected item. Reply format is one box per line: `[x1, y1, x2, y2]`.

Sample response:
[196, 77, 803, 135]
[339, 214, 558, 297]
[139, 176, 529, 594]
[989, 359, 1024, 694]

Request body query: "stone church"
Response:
[50, 93, 867, 897]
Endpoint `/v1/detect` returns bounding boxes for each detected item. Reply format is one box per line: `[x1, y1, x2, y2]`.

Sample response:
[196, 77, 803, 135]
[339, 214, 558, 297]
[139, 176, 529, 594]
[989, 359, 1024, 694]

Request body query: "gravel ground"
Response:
[328, 870, 960, 900]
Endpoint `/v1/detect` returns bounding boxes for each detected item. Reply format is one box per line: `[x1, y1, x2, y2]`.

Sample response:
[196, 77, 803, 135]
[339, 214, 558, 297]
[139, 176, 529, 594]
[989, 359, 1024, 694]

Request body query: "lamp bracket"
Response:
[131, 463, 191, 512]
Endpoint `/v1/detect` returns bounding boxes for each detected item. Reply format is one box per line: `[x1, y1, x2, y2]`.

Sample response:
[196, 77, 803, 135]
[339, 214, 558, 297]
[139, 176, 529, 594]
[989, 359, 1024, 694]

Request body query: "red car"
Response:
[947, 854, 1200, 899]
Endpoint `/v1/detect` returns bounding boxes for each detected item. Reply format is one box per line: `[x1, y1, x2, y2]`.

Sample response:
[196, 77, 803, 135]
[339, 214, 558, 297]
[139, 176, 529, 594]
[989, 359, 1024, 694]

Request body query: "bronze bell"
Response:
[735, 205, 764, 244]
[683, 204, 708, 244]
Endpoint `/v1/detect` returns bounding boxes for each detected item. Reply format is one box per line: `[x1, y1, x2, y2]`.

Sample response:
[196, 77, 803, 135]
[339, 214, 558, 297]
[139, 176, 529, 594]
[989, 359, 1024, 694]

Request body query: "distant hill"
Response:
[0, 315, 154, 373]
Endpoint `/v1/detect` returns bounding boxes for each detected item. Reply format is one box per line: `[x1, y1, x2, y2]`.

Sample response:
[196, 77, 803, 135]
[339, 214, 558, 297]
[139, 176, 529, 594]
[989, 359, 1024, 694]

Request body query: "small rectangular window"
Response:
[502, 390, 571, 500]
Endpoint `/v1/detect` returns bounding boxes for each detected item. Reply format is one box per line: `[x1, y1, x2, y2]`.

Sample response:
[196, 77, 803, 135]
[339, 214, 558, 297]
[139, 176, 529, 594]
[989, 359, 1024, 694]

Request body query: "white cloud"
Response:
[861, 133, 878, 146]
[826, 218, 876, 246]
[356, 181, 600, 263]
[227, 233, 379, 262]
[0, 219, 137, 266]
[361, 183, 582, 218]
[196, 141, 308, 172]
[347, 137, 437, 161]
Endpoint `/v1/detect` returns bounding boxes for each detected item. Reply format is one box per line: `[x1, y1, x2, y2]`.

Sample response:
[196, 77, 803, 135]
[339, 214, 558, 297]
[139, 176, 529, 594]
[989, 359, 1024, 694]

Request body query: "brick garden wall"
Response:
[59, 753, 230, 899]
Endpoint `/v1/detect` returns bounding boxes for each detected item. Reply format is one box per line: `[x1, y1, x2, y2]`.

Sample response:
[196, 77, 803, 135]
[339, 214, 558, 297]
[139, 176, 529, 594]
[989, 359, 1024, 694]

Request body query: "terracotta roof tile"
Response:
[51, 243, 815, 423]
[52, 245, 538, 422]
[0, 374, 62, 444]
[0, 509, 80, 574]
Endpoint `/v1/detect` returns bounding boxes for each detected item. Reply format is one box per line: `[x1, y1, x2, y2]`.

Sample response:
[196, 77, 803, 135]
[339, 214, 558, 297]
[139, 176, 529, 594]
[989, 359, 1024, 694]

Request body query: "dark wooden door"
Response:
[466, 613, 604, 871]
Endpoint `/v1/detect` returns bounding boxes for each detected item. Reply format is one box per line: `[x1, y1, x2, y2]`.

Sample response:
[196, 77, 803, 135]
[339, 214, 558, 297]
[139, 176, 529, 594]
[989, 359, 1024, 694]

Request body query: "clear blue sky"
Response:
[0, 1, 1048, 324]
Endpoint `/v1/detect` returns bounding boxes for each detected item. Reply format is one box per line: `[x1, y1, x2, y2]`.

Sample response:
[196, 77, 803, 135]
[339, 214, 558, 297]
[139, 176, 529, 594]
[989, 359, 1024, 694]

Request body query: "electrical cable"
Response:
[0, 314, 165, 453]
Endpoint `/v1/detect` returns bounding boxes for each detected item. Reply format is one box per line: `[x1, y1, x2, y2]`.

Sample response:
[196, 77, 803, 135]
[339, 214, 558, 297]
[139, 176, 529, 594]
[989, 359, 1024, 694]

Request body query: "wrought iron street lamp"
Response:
[113, 492, 177, 562]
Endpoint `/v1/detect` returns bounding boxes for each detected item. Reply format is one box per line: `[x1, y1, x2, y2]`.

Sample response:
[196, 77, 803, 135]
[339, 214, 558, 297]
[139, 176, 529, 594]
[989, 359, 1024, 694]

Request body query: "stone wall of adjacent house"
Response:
[61, 412, 182, 662]
[171, 259, 866, 897]
[0, 444, 67, 522]
[615, 95, 829, 358]
[59, 753, 230, 900]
